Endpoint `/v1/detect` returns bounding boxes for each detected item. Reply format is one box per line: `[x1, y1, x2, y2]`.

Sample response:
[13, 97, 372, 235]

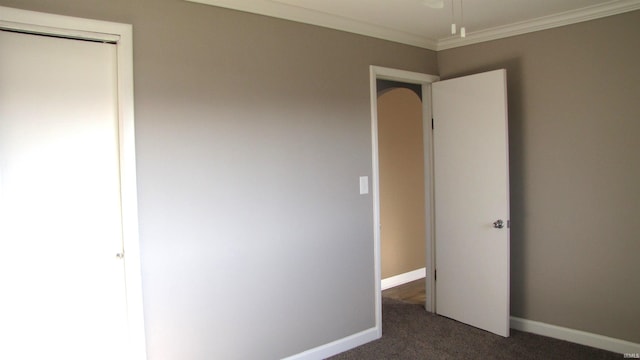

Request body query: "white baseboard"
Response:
[381, 268, 426, 290]
[282, 327, 380, 360]
[510, 316, 640, 355]
[283, 309, 639, 359]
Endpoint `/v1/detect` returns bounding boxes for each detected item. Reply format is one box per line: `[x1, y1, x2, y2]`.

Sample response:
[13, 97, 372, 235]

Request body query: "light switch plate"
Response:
[359, 176, 369, 195]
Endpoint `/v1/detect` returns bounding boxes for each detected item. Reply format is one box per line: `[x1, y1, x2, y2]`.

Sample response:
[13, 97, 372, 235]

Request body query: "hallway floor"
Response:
[382, 278, 426, 306]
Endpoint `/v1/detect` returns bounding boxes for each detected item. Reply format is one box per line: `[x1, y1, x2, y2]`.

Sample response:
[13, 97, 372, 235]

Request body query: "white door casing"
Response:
[370, 66, 439, 336]
[0, 7, 145, 360]
[432, 69, 510, 337]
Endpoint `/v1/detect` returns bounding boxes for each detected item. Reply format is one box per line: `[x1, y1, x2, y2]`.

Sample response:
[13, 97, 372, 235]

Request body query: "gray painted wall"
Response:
[4, 0, 638, 355]
[0, 0, 437, 358]
[438, 10, 640, 343]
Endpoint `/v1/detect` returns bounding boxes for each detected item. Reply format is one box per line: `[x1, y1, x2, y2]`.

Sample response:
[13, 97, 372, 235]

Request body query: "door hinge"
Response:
[435, 269, 437, 281]
[507, 220, 511, 228]
[431, 118, 434, 129]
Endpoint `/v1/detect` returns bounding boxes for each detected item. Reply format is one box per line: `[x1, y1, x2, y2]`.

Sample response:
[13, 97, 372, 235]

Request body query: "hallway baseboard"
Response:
[381, 268, 426, 290]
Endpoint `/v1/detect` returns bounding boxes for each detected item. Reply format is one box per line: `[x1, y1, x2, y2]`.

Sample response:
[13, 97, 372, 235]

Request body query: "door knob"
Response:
[493, 219, 504, 229]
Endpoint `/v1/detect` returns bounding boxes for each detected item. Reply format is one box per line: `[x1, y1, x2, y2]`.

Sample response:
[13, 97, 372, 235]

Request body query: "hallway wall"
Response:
[377, 88, 426, 279]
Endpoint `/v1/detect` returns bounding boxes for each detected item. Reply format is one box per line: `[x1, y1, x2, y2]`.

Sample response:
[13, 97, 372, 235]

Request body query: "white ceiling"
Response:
[186, 0, 640, 50]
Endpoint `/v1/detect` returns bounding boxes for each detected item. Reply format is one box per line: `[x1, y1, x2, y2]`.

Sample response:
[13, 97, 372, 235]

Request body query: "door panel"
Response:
[432, 69, 510, 337]
[0, 31, 127, 359]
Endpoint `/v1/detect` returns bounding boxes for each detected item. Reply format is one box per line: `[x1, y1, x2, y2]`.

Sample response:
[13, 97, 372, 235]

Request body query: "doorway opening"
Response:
[377, 81, 427, 306]
[369, 66, 439, 334]
[371, 66, 511, 338]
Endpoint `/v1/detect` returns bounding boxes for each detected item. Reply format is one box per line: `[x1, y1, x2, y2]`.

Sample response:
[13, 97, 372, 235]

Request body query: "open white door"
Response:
[432, 69, 510, 337]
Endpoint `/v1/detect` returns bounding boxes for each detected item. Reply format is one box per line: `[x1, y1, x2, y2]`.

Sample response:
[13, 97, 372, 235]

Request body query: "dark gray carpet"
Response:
[328, 298, 619, 360]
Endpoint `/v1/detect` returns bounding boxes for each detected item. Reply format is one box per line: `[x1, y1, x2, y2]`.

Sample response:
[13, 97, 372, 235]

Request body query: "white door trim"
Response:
[370, 66, 439, 330]
[0, 7, 146, 359]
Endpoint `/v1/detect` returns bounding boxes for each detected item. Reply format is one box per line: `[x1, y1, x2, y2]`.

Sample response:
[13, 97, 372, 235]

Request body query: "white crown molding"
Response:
[437, 0, 640, 50]
[185, 0, 438, 49]
[186, 0, 640, 51]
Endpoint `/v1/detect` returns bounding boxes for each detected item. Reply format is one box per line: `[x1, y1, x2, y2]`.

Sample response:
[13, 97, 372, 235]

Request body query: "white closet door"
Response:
[0, 31, 128, 359]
